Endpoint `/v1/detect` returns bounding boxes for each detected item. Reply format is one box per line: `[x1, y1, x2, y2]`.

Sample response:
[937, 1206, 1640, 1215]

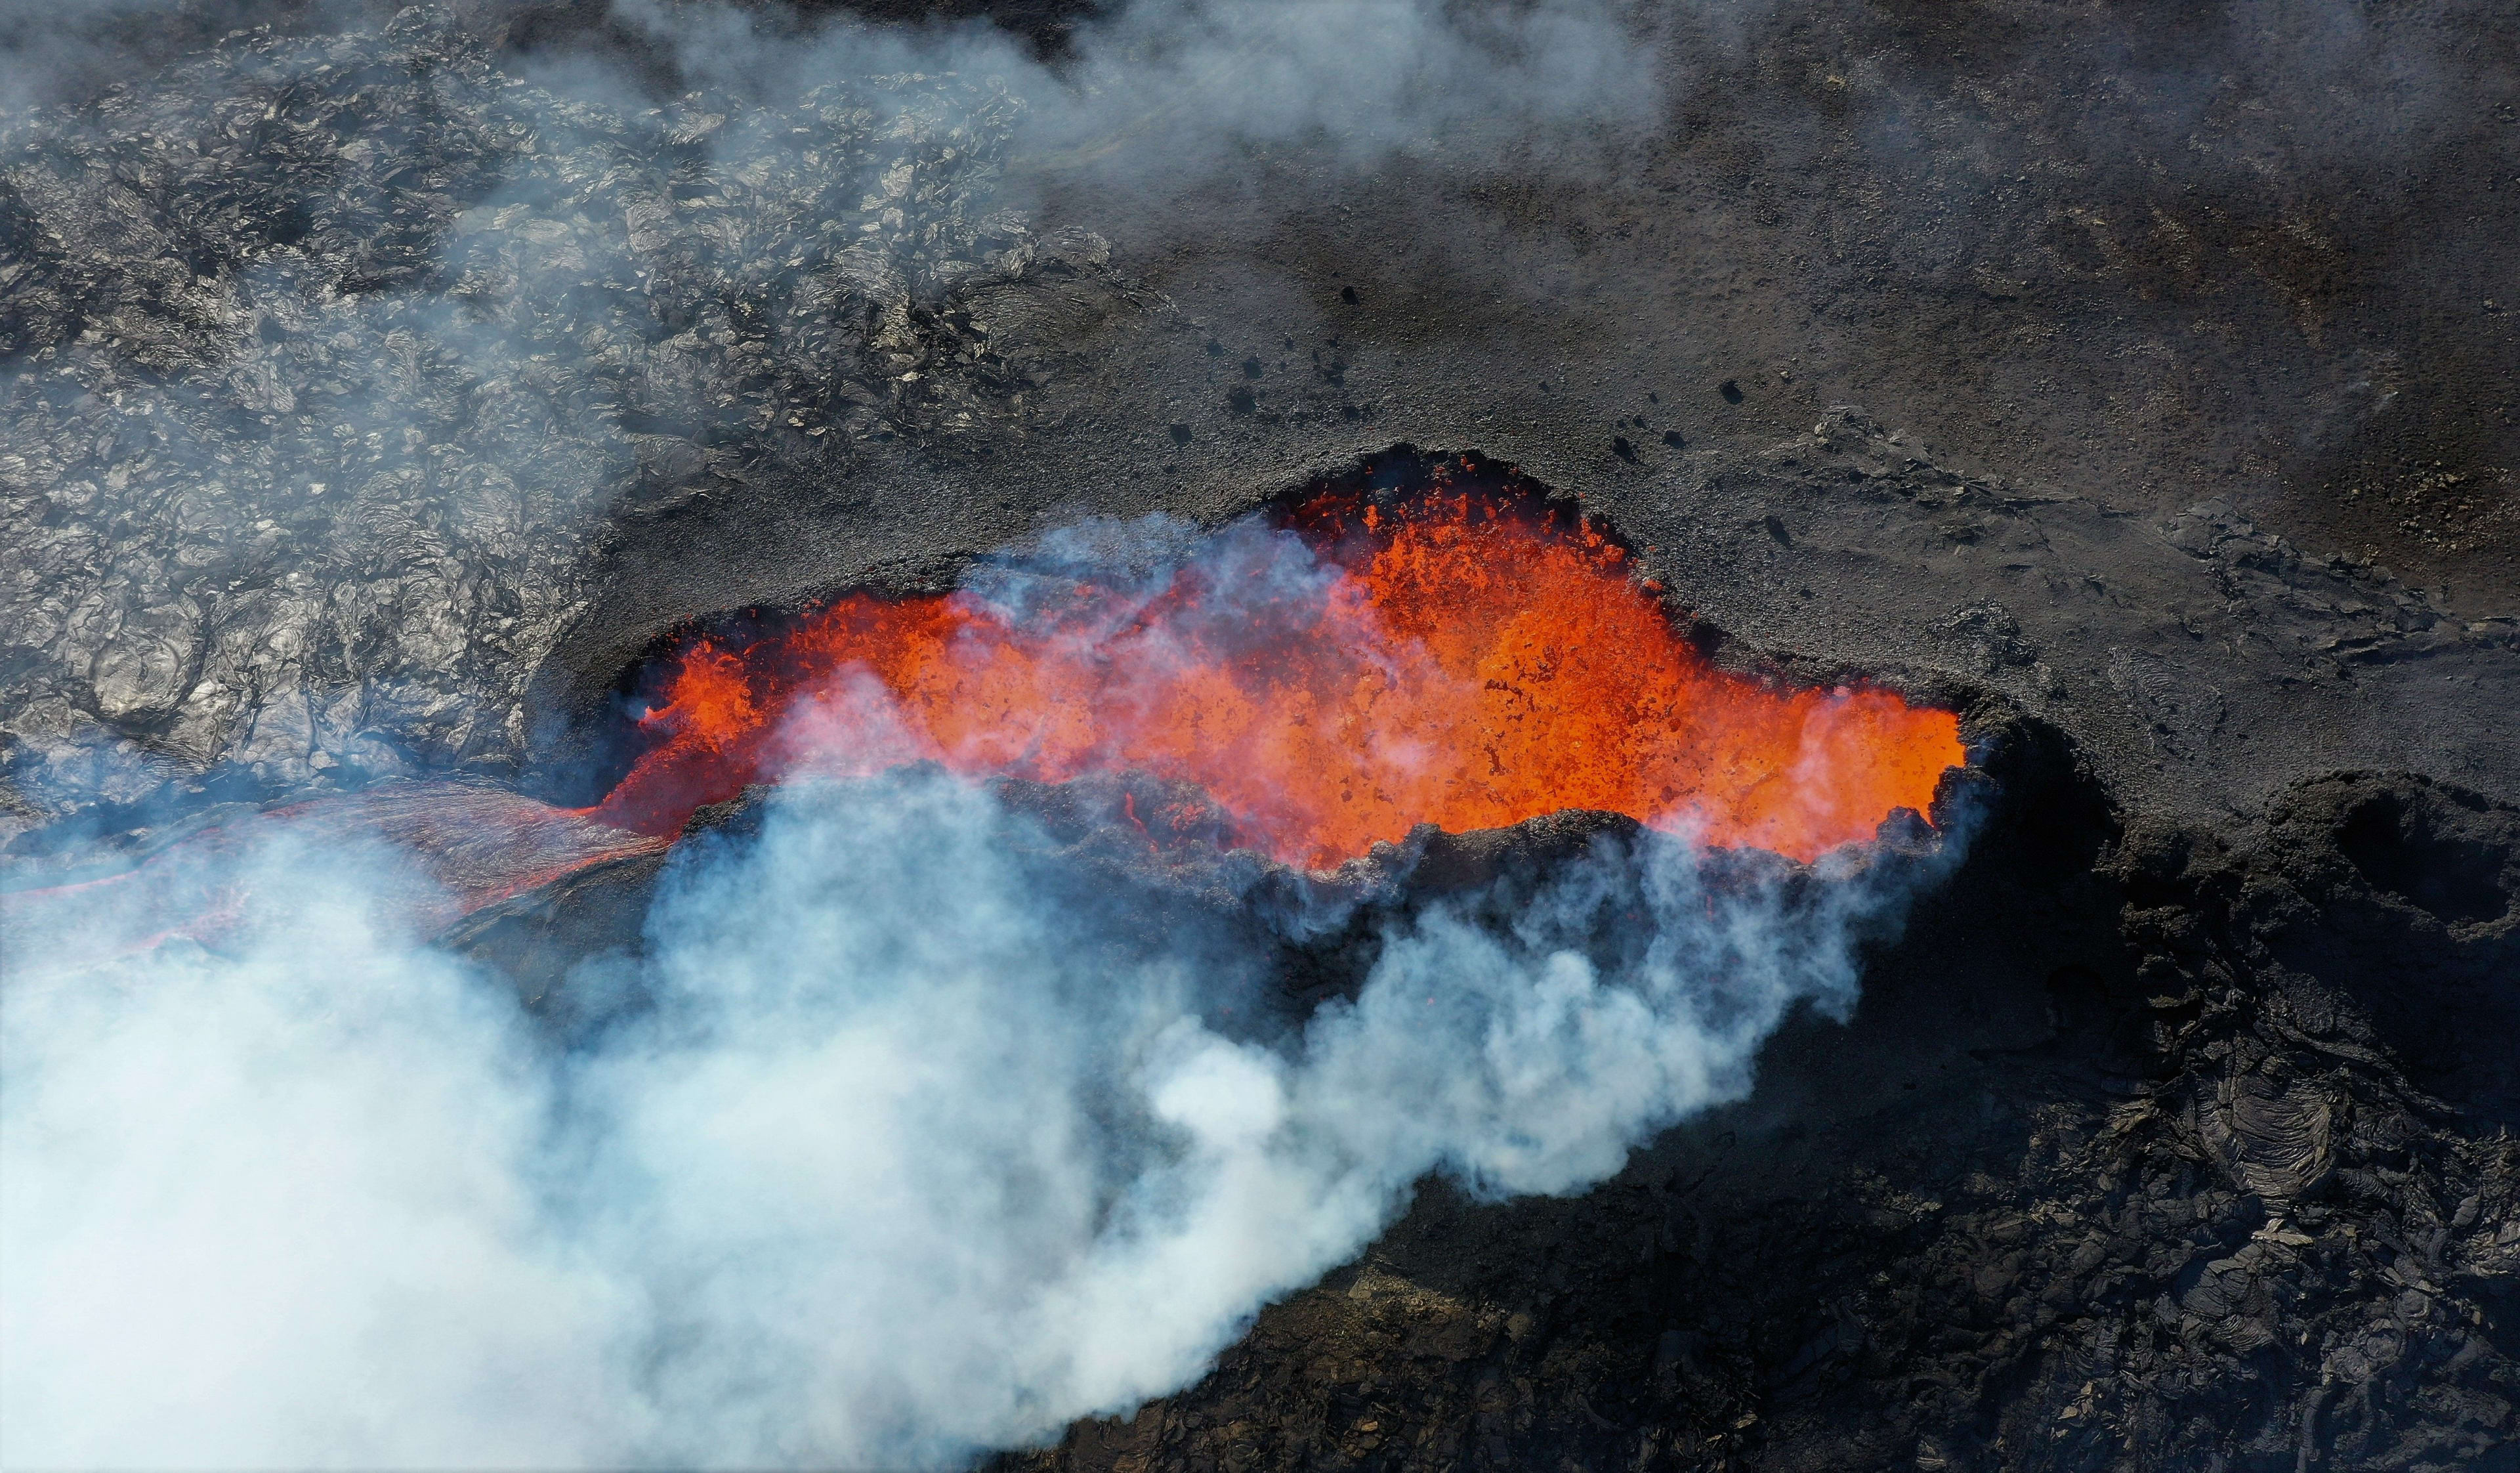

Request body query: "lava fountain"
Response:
[593, 465, 1967, 867]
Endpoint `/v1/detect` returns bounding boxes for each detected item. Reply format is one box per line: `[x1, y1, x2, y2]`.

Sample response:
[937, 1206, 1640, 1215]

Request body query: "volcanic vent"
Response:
[584, 454, 1967, 868]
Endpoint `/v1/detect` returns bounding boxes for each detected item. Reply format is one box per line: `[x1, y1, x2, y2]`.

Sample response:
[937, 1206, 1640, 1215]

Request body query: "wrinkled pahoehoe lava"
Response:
[2, 2, 2517, 1471]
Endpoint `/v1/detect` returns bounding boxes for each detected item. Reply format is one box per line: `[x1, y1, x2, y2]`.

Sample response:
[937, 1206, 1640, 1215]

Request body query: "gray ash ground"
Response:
[2, 2, 2516, 1469]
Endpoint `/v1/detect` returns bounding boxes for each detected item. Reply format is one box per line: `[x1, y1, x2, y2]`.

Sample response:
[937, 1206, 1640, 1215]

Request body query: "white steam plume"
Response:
[2, 739, 1952, 1467]
[616, 0, 1670, 181]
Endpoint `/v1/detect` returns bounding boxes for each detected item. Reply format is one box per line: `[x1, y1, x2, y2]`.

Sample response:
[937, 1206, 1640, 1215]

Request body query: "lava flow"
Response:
[592, 476, 1966, 867]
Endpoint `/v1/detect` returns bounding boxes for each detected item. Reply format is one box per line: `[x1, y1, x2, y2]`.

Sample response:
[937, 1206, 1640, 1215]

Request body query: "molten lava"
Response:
[593, 478, 1965, 867]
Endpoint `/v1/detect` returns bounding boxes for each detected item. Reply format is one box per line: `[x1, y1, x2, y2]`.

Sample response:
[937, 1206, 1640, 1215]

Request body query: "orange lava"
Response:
[593, 480, 1965, 866]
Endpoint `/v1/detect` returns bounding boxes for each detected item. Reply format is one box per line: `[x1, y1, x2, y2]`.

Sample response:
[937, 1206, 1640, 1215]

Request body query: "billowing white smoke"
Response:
[1, 834, 643, 1466]
[2, 750, 1948, 1468]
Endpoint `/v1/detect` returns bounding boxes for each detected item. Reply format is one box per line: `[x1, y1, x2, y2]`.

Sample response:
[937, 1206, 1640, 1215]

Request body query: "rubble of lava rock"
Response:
[0, 6, 1144, 841]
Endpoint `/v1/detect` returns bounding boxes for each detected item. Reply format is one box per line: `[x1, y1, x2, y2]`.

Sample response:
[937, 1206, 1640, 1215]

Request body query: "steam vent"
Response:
[1, 7, 2514, 1473]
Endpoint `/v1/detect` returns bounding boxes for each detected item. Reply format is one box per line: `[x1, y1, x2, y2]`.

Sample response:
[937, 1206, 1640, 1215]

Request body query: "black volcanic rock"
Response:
[1001, 771, 2520, 1473]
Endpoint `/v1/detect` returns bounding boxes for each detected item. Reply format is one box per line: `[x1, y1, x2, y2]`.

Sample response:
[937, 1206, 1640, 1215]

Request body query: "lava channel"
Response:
[592, 474, 1967, 868]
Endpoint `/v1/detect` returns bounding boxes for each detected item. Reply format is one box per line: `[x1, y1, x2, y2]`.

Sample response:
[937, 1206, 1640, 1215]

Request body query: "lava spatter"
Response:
[593, 478, 1966, 866]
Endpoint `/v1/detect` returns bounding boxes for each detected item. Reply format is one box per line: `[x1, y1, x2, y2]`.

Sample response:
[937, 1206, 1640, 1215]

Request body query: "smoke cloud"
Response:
[2, 12, 1961, 1464]
[613, 0, 1668, 179]
[1, 725, 1955, 1468]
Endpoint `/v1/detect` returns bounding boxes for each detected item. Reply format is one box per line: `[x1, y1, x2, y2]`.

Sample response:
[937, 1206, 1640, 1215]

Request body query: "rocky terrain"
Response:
[1000, 761, 2519, 1473]
[1, 1, 2513, 1470]
[0, 4, 1134, 832]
